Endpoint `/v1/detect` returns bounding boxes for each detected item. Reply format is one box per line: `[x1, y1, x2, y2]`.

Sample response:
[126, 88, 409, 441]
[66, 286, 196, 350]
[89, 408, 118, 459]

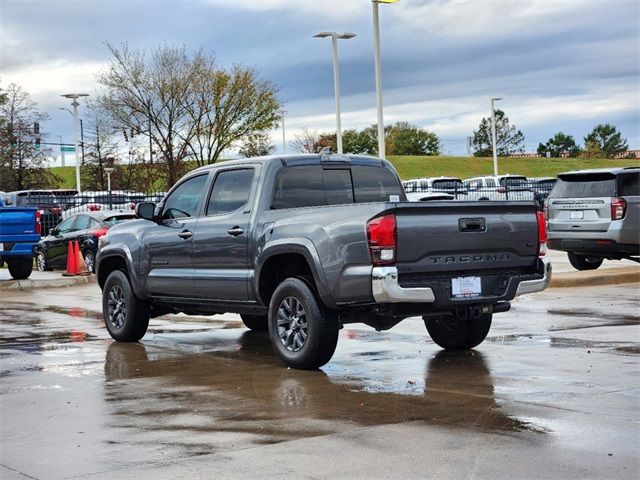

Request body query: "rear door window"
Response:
[74, 215, 91, 230]
[207, 169, 255, 215]
[272, 166, 326, 209]
[551, 174, 617, 198]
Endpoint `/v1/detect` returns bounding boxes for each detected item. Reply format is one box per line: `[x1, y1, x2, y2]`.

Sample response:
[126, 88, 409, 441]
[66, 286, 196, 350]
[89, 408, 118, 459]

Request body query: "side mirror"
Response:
[135, 202, 156, 221]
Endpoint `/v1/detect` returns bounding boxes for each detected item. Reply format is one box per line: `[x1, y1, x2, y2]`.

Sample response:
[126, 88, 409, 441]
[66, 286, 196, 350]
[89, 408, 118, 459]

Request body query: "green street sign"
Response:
[61, 146, 75, 152]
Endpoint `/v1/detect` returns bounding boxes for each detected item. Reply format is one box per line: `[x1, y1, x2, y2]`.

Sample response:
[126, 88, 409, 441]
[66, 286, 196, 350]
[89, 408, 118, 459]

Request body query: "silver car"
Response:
[546, 167, 640, 270]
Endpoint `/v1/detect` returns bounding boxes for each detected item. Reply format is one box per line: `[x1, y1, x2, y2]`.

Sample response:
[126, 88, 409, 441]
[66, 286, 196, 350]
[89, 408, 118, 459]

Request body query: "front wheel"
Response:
[36, 251, 51, 272]
[7, 259, 33, 280]
[268, 277, 339, 370]
[424, 313, 492, 350]
[568, 252, 603, 271]
[102, 270, 150, 342]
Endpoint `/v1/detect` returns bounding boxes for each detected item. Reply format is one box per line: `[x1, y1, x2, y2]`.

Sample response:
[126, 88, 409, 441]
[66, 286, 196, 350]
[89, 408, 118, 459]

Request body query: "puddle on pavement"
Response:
[546, 309, 640, 331]
[100, 333, 545, 457]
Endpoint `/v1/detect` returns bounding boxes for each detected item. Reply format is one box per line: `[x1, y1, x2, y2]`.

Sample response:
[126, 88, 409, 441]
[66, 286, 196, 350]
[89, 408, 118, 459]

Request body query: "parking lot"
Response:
[1, 272, 638, 479]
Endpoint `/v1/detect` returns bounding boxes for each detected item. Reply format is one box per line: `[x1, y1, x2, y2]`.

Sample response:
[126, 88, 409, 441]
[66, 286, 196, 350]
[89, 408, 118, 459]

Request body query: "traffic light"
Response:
[34, 122, 40, 134]
[35, 137, 41, 149]
[123, 129, 129, 142]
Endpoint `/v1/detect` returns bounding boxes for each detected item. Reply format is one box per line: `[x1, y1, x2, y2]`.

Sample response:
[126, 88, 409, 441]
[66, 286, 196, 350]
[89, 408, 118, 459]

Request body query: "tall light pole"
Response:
[314, 31, 356, 154]
[490, 97, 503, 176]
[104, 167, 115, 192]
[61, 93, 89, 192]
[279, 109, 287, 154]
[372, 0, 399, 158]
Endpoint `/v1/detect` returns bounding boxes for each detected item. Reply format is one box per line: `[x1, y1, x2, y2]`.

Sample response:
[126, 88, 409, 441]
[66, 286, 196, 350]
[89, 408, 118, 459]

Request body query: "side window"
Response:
[162, 174, 208, 220]
[74, 215, 91, 230]
[468, 180, 481, 191]
[207, 169, 254, 216]
[57, 217, 76, 234]
[485, 178, 497, 188]
[89, 218, 100, 229]
[618, 173, 640, 196]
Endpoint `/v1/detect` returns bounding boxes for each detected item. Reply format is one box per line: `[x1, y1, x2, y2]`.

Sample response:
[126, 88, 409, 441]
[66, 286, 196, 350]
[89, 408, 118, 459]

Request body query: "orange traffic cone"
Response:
[75, 241, 89, 275]
[62, 240, 78, 276]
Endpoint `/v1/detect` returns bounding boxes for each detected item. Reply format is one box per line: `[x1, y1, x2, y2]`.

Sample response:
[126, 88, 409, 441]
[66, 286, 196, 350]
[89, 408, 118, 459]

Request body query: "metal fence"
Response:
[1, 190, 166, 236]
[3, 178, 555, 238]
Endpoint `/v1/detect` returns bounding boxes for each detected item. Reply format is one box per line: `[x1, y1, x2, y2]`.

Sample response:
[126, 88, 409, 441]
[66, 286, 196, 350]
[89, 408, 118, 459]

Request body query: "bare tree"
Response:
[0, 83, 59, 191]
[96, 43, 281, 188]
[290, 127, 320, 153]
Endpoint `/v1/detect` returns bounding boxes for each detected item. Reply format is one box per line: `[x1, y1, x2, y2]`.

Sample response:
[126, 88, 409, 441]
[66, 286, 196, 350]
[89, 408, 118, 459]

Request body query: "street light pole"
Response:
[314, 32, 356, 154]
[372, 0, 399, 158]
[490, 97, 503, 176]
[280, 109, 287, 154]
[61, 93, 89, 192]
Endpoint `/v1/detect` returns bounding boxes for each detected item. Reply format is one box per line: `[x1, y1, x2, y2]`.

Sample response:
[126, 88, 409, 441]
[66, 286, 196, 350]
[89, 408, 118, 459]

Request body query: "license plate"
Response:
[570, 210, 584, 220]
[452, 276, 481, 298]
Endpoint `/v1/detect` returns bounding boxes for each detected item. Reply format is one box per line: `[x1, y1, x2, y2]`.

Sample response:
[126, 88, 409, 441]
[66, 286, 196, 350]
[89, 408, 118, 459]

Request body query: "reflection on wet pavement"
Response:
[1, 284, 639, 478]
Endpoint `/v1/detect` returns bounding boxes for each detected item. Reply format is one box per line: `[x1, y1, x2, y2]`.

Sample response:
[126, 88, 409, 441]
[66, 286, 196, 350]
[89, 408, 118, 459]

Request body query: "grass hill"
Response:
[49, 156, 639, 189]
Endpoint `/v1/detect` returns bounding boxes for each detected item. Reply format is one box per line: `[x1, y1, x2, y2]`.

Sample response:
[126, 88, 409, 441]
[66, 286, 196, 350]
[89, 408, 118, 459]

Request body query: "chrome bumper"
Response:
[372, 266, 435, 303]
[514, 257, 552, 296]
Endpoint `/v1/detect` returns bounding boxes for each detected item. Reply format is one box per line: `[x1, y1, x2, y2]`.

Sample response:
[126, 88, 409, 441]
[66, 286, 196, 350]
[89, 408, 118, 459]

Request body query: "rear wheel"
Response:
[241, 314, 268, 332]
[102, 270, 150, 342]
[268, 277, 339, 370]
[424, 313, 492, 350]
[7, 259, 33, 280]
[83, 250, 95, 273]
[568, 252, 603, 271]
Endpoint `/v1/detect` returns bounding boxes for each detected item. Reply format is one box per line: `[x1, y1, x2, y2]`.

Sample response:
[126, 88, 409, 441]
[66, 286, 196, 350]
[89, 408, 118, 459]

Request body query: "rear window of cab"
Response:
[550, 171, 640, 198]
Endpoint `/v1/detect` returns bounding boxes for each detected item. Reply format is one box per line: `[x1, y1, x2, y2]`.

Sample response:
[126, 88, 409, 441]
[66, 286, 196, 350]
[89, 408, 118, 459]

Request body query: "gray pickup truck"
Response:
[96, 154, 550, 369]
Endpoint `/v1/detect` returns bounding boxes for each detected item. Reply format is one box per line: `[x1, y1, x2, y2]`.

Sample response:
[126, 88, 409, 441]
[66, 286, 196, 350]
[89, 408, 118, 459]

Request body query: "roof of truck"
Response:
[560, 166, 640, 176]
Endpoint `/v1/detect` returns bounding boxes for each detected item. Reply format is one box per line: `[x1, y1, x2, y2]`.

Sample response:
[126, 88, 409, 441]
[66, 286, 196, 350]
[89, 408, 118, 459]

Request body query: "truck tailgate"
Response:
[0, 207, 38, 241]
[394, 201, 538, 275]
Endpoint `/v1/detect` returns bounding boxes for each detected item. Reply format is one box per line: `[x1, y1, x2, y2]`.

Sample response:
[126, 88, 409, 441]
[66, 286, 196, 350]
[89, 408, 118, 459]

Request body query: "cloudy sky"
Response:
[1, 0, 639, 164]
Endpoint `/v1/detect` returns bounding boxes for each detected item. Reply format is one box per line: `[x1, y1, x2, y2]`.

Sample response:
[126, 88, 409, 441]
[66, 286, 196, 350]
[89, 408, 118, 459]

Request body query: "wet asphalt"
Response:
[0, 282, 639, 479]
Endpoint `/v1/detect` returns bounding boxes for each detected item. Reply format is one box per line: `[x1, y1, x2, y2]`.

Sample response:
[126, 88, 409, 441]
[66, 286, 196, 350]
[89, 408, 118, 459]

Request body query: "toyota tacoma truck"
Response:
[0, 195, 41, 279]
[96, 154, 550, 369]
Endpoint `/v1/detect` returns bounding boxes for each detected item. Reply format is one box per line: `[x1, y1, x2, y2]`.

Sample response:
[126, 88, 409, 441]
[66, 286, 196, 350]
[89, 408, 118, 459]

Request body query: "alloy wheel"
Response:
[276, 296, 308, 352]
[107, 285, 127, 329]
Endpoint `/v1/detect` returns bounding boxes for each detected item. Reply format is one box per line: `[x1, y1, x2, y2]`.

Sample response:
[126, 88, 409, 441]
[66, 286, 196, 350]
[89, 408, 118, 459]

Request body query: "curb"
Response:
[550, 266, 640, 288]
[0, 274, 96, 290]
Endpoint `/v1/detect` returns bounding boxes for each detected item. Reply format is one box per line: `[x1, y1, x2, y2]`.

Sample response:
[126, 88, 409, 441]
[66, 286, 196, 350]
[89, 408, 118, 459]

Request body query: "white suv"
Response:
[402, 177, 461, 201]
[463, 175, 535, 201]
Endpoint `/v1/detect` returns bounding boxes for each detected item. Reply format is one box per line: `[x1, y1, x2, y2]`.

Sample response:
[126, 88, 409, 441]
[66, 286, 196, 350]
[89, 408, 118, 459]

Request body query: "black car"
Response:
[5, 190, 63, 236]
[36, 211, 135, 273]
[528, 177, 558, 210]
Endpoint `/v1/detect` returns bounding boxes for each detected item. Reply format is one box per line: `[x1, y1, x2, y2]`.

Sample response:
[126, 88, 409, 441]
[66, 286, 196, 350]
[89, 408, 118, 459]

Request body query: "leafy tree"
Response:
[316, 128, 379, 155]
[239, 131, 275, 157]
[386, 121, 440, 155]
[584, 124, 628, 158]
[472, 109, 524, 157]
[536, 132, 581, 158]
[96, 43, 281, 188]
[0, 83, 60, 191]
[579, 140, 605, 159]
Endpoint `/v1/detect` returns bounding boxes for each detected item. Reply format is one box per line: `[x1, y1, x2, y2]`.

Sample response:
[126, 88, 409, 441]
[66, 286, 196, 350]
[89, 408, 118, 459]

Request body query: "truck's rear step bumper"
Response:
[372, 258, 550, 305]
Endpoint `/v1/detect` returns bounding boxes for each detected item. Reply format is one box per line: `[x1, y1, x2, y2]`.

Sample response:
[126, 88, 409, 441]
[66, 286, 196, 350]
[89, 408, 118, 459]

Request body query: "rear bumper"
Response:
[0, 241, 39, 260]
[372, 257, 551, 305]
[549, 238, 640, 257]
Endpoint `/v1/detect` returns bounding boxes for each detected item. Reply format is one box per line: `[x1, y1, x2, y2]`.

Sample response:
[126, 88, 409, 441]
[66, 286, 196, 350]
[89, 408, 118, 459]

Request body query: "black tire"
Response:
[83, 250, 95, 274]
[36, 251, 52, 272]
[7, 259, 33, 280]
[102, 270, 150, 342]
[241, 314, 268, 332]
[568, 252, 603, 271]
[268, 277, 339, 370]
[424, 313, 492, 350]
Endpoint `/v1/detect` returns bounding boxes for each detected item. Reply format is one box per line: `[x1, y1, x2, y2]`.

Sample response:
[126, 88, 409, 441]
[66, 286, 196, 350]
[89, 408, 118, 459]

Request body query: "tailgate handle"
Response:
[459, 218, 486, 232]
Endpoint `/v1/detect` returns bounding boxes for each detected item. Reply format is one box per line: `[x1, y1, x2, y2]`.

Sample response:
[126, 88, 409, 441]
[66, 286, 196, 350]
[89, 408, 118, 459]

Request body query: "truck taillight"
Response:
[35, 210, 41, 236]
[496, 186, 506, 193]
[543, 201, 549, 220]
[611, 197, 626, 220]
[536, 211, 547, 257]
[367, 214, 396, 265]
[88, 204, 101, 212]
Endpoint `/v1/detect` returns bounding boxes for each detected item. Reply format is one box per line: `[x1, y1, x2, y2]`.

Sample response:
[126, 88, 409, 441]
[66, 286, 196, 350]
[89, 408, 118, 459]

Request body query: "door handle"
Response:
[178, 230, 193, 240]
[227, 226, 244, 237]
